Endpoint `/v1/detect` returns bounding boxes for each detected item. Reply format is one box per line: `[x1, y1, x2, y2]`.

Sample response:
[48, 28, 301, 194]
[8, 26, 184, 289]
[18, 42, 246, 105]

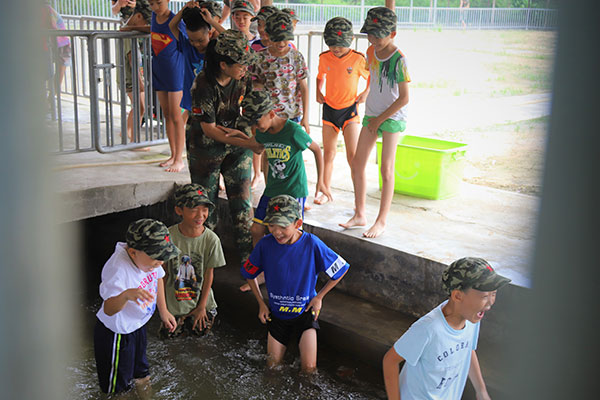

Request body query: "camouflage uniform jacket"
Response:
[187, 72, 253, 153]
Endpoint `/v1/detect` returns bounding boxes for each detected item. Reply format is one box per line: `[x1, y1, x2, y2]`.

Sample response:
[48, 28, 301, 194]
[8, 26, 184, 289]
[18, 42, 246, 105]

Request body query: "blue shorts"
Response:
[94, 318, 149, 394]
[253, 195, 305, 225]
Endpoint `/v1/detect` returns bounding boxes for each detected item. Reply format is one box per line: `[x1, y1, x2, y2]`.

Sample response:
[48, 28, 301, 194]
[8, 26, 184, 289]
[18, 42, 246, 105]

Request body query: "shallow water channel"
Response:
[69, 297, 386, 400]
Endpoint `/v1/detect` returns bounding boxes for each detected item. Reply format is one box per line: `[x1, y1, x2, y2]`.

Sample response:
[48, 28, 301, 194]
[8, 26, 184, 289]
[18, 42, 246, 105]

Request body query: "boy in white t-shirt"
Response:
[94, 219, 180, 395]
[383, 257, 511, 400]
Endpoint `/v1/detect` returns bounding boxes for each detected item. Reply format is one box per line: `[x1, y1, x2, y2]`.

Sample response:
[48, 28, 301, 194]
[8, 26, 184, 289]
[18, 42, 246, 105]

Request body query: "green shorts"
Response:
[362, 115, 407, 138]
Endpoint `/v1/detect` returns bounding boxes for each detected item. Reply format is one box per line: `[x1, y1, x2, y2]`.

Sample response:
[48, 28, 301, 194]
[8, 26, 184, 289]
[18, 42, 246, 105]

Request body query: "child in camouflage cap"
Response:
[315, 16, 370, 206]
[159, 183, 226, 338]
[94, 218, 180, 394]
[241, 195, 349, 373]
[383, 257, 510, 400]
[340, 6, 411, 238]
[250, 11, 310, 134]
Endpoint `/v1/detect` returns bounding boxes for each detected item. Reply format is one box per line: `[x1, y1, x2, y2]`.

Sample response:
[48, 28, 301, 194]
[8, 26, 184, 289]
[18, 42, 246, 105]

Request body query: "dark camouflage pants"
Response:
[187, 138, 253, 264]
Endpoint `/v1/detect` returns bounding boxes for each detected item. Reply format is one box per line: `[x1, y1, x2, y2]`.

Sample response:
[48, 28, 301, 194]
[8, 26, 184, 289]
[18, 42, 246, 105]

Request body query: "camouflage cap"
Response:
[264, 195, 301, 227]
[265, 11, 294, 42]
[174, 183, 215, 210]
[121, 1, 152, 25]
[281, 8, 300, 22]
[126, 219, 180, 262]
[240, 90, 274, 125]
[251, 5, 279, 22]
[215, 29, 256, 65]
[324, 17, 354, 48]
[441, 257, 511, 295]
[199, 1, 223, 18]
[231, 0, 256, 16]
[360, 7, 397, 38]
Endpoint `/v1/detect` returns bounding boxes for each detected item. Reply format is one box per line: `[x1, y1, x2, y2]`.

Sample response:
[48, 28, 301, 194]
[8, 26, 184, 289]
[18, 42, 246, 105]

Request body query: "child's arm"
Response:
[367, 81, 408, 135]
[315, 77, 325, 104]
[305, 268, 348, 320]
[200, 122, 264, 154]
[383, 347, 404, 400]
[356, 77, 370, 104]
[169, 1, 197, 40]
[186, 268, 214, 331]
[299, 78, 310, 134]
[246, 278, 271, 324]
[468, 350, 491, 400]
[308, 141, 332, 202]
[200, 8, 226, 35]
[157, 278, 177, 332]
[103, 288, 154, 316]
[112, 0, 131, 15]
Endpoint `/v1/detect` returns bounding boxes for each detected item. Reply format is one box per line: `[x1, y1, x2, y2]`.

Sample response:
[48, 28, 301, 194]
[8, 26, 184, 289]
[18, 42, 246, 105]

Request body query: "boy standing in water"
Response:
[340, 7, 410, 238]
[160, 184, 226, 337]
[94, 219, 179, 394]
[241, 195, 349, 373]
[383, 257, 509, 400]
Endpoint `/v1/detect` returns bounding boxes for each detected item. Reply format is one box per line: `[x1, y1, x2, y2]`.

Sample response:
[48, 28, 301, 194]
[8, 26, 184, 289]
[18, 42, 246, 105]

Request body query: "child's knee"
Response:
[380, 165, 395, 182]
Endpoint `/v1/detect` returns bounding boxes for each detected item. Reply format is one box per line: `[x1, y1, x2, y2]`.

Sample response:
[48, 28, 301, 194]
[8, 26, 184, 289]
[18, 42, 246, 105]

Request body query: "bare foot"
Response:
[339, 214, 367, 229]
[132, 147, 151, 152]
[240, 272, 265, 291]
[239, 283, 251, 292]
[165, 160, 185, 172]
[363, 220, 385, 238]
[304, 203, 312, 212]
[159, 157, 174, 167]
[219, 174, 226, 192]
[314, 193, 331, 205]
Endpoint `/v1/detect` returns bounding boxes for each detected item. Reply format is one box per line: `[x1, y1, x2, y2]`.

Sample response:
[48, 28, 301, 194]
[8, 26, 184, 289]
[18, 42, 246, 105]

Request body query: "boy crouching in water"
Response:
[94, 219, 180, 395]
[159, 183, 226, 337]
[241, 195, 349, 372]
[383, 257, 510, 400]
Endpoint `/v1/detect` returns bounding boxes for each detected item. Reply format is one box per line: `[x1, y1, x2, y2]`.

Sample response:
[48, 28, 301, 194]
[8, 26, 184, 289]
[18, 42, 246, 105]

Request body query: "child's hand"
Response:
[199, 8, 213, 22]
[124, 288, 154, 304]
[160, 310, 177, 333]
[222, 127, 249, 139]
[185, 0, 200, 10]
[301, 117, 311, 135]
[187, 307, 209, 331]
[127, 0, 136, 8]
[117, 0, 129, 8]
[316, 90, 325, 104]
[306, 297, 322, 321]
[355, 91, 368, 104]
[367, 116, 383, 136]
[258, 302, 271, 324]
[315, 182, 333, 203]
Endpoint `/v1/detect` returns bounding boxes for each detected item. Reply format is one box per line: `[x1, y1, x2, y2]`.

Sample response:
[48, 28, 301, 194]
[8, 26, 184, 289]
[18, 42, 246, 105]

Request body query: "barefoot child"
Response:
[241, 195, 349, 373]
[159, 184, 226, 337]
[94, 219, 179, 394]
[340, 7, 410, 238]
[315, 17, 370, 205]
[383, 257, 509, 400]
[236, 91, 331, 291]
[149, 0, 186, 172]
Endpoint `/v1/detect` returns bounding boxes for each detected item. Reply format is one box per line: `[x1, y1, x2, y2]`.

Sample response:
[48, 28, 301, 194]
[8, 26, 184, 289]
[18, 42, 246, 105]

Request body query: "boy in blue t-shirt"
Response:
[241, 195, 349, 373]
[169, 1, 225, 125]
[383, 257, 510, 400]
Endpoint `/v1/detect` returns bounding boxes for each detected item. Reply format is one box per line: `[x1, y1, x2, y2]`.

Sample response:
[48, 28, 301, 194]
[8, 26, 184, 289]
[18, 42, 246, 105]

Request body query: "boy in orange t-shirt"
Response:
[315, 17, 369, 205]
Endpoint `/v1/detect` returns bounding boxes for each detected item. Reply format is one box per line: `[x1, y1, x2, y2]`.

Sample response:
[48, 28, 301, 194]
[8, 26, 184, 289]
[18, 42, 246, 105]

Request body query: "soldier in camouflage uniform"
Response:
[186, 30, 262, 265]
[383, 257, 510, 399]
[94, 218, 179, 394]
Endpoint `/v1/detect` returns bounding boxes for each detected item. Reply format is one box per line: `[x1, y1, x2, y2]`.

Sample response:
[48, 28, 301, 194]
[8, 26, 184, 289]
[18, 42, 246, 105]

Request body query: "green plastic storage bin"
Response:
[376, 135, 468, 200]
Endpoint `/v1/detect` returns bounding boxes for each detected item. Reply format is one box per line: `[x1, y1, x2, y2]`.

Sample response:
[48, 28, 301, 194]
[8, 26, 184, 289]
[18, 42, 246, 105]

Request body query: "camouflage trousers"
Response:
[187, 142, 253, 264]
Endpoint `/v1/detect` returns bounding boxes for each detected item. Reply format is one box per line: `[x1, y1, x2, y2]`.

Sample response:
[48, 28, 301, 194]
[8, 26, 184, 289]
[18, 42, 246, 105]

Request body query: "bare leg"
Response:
[157, 91, 185, 172]
[363, 131, 402, 238]
[266, 332, 287, 369]
[251, 152, 263, 189]
[315, 124, 338, 205]
[339, 126, 378, 229]
[298, 327, 317, 373]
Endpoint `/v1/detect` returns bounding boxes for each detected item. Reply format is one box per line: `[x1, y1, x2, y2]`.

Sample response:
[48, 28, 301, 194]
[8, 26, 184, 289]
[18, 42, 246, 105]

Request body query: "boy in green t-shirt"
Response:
[235, 91, 331, 291]
[159, 183, 226, 337]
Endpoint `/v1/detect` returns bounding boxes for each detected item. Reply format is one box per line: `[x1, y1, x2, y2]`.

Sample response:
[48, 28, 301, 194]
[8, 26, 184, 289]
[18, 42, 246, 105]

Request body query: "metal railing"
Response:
[46, 29, 167, 154]
[54, 1, 558, 30]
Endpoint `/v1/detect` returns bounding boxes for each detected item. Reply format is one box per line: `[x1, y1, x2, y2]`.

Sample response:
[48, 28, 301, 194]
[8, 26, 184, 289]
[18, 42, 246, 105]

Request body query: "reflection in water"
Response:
[68, 300, 386, 399]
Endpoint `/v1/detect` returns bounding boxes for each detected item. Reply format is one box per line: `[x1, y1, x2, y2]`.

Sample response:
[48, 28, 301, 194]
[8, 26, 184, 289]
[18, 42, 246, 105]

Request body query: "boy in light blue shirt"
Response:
[383, 257, 510, 400]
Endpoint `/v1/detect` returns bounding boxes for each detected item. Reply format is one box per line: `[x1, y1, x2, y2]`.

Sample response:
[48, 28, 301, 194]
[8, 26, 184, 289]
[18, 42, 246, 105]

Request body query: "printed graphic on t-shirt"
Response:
[137, 270, 160, 314]
[174, 254, 199, 301]
[269, 292, 309, 315]
[265, 143, 292, 179]
[152, 32, 173, 55]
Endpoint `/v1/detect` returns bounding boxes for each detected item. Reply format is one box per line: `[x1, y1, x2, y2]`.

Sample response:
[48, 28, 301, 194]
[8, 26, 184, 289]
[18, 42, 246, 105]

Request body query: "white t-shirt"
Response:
[393, 300, 480, 400]
[96, 242, 165, 334]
